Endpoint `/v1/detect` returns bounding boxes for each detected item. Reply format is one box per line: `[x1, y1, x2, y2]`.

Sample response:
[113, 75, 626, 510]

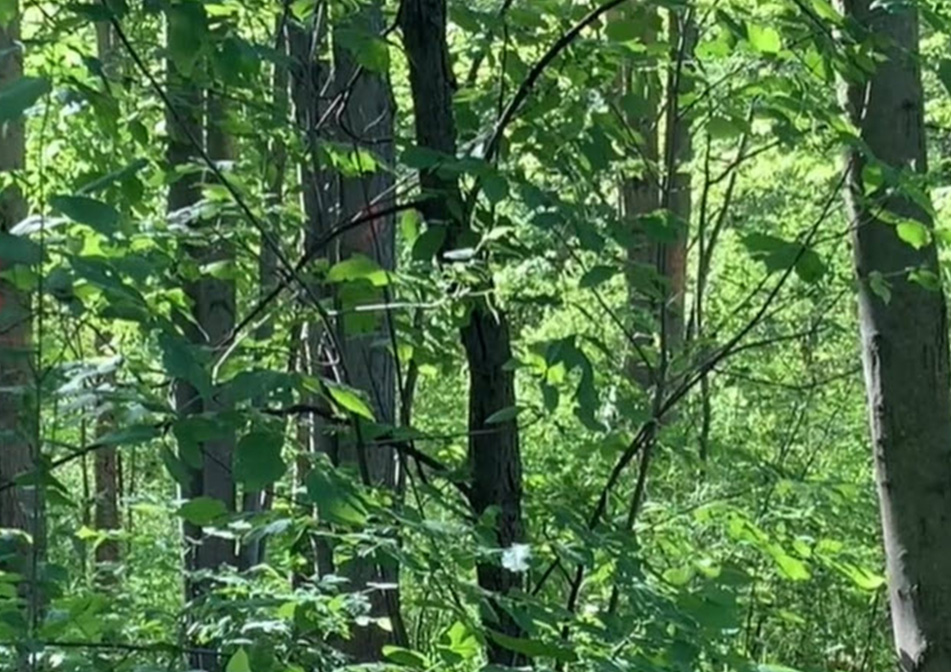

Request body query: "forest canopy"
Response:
[0, 0, 948, 671]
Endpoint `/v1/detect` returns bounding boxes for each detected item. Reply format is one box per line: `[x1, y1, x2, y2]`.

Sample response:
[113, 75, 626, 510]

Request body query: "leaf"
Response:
[0, 232, 42, 266]
[167, 2, 207, 76]
[483, 172, 509, 205]
[0, 76, 49, 122]
[938, 59, 951, 97]
[96, 424, 159, 446]
[326, 382, 376, 420]
[382, 645, 430, 667]
[50, 195, 120, 234]
[896, 220, 931, 249]
[225, 648, 251, 672]
[747, 24, 782, 54]
[868, 271, 891, 304]
[486, 631, 577, 663]
[768, 545, 811, 581]
[743, 233, 825, 283]
[580, 265, 618, 289]
[486, 406, 519, 424]
[234, 430, 287, 491]
[605, 19, 639, 42]
[336, 28, 390, 74]
[158, 333, 211, 399]
[412, 226, 447, 261]
[306, 460, 368, 526]
[326, 254, 389, 286]
[0, 0, 17, 27]
[707, 116, 744, 139]
[179, 497, 227, 526]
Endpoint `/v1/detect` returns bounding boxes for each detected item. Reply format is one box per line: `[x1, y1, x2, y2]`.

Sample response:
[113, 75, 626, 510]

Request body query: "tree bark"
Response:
[331, 2, 402, 660]
[401, 1, 525, 664]
[0, 3, 41, 655]
[838, 3, 951, 671]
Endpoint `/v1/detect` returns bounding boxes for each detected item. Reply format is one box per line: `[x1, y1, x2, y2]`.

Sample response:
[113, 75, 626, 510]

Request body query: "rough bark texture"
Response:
[401, 1, 525, 664]
[838, 3, 951, 671]
[93, 21, 121, 584]
[616, 5, 661, 386]
[0, 5, 41, 651]
[332, 2, 401, 660]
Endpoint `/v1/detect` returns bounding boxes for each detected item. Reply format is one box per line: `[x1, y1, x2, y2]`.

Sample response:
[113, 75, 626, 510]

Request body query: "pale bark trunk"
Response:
[401, 1, 525, 664]
[839, 2, 951, 670]
[0, 4, 41, 653]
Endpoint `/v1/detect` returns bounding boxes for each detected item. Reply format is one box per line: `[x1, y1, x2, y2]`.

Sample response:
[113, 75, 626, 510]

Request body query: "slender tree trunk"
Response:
[838, 2, 951, 670]
[0, 3, 41, 657]
[239, 16, 289, 573]
[400, 1, 525, 664]
[615, 5, 661, 387]
[331, 2, 402, 660]
[93, 21, 121, 586]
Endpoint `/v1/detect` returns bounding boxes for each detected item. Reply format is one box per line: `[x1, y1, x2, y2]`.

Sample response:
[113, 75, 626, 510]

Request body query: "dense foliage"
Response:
[1, 0, 946, 670]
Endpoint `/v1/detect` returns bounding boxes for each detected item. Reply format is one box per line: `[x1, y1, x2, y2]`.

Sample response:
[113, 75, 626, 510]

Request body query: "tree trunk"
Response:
[93, 21, 121, 586]
[331, 2, 401, 660]
[0, 3, 41, 655]
[838, 3, 951, 670]
[400, 1, 525, 664]
[615, 5, 660, 387]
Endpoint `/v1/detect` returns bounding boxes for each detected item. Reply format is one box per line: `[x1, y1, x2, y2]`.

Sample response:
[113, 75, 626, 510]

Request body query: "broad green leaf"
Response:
[50, 195, 120, 234]
[326, 254, 389, 286]
[486, 631, 577, 663]
[868, 271, 891, 304]
[96, 424, 159, 446]
[896, 220, 931, 249]
[225, 648, 251, 672]
[483, 172, 509, 205]
[412, 226, 447, 261]
[769, 545, 810, 581]
[0, 76, 49, 122]
[580, 265, 618, 289]
[0, 232, 42, 265]
[167, 2, 208, 76]
[326, 382, 375, 420]
[605, 19, 639, 42]
[179, 497, 227, 526]
[306, 459, 368, 526]
[747, 25, 781, 54]
[0, 0, 17, 27]
[234, 430, 287, 491]
[486, 406, 519, 424]
[382, 646, 430, 667]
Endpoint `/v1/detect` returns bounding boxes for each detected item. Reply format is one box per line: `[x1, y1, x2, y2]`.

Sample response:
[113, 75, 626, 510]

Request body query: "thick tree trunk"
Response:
[331, 3, 401, 661]
[839, 3, 951, 671]
[0, 3, 41, 654]
[401, 1, 525, 664]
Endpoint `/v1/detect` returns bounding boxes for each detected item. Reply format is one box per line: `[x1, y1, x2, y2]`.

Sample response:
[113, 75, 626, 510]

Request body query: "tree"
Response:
[401, 0, 525, 663]
[0, 1, 41, 657]
[839, 2, 951, 669]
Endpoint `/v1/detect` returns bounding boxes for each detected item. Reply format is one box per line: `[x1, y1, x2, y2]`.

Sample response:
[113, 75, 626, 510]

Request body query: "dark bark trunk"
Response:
[0, 5, 42, 657]
[331, 2, 403, 660]
[401, 1, 525, 664]
[839, 2, 951, 670]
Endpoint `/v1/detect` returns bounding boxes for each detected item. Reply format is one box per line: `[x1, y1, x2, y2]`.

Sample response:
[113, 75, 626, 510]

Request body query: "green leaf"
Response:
[326, 382, 375, 420]
[486, 406, 519, 424]
[179, 497, 227, 526]
[707, 116, 744, 139]
[868, 271, 891, 304]
[336, 28, 390, 74]
[747, 25, 782, 54]
[605, 19, 639, 42]
[412, 226, 447, 261]
[167, 2, 208, 76]
[234, 430, 287, 491]
[158, 333, 211, 399]
[306, 459, 368, 526]
[580, 265, 618, 289]
[326, 254, 389, 286]
[0, 0, 17, 27]
[225, 648, 251, 672]
[938, 59, 951, 97]
[486, 631, 577, 663]
[768, 545, 810, 581]
[896, 220, 931, 249]
[96, 424, 159, 446]
[0, 76, 49, 122]
[50, 195, 120, 234]
[0, 232, 42, 266]
[383, 645, 430, 667]
[483, 172, 509, 205]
